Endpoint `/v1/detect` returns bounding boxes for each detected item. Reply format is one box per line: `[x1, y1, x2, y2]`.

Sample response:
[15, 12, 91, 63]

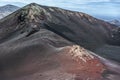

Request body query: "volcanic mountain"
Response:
[0, 4, 19, 19]
[0, 3, 120, 80]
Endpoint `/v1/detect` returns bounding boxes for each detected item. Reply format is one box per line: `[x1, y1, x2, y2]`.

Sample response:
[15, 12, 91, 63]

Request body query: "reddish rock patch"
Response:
[57, 45, 106, 80]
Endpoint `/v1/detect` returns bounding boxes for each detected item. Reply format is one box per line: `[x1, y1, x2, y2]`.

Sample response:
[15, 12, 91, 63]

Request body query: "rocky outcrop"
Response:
[68, 45, 94, 62]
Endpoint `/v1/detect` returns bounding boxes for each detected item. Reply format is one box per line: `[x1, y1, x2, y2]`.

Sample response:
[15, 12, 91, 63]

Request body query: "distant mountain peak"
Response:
[4, 4, 18, 7]
[0, 4, 19, 19]
[109, 19, 120, 26]
[0, 4, 19, 9]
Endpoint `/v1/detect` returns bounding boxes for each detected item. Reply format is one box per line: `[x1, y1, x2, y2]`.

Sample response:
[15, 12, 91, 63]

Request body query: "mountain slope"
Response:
[0, 3, 120, 80]
[0, 3, 119, 61]
[0, 3, 117, 49]
[0, 4, 19, 19]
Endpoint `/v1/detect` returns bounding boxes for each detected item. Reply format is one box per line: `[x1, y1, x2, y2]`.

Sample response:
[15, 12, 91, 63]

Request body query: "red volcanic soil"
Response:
[56, 45, 106, 80]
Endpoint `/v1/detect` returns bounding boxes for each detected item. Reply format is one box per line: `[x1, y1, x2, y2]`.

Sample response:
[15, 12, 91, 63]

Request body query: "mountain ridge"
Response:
[0, 3, 117, 48]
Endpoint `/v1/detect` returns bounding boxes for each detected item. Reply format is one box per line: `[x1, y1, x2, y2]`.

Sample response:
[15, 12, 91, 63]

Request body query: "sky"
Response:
[0, 0, 120, 20]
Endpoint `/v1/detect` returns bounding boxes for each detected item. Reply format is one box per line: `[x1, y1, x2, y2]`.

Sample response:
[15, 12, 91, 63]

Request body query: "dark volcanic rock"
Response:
[109, 27, 120, 46]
